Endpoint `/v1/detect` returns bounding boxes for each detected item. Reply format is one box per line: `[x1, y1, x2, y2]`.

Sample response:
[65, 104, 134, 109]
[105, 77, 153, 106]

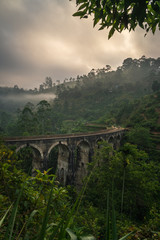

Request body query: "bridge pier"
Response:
[43, 152, 48, 171]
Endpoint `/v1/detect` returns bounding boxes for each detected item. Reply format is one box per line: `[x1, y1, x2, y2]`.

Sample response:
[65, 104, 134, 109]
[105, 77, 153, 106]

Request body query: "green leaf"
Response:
[66, 228, 77, 240]
[108, 27, 115, 39]
[0, 204, 13, 228]
[93, 16, 100, 27]
[4, 183, 25, 240]
[78, 3, 88, 11]
[93, 10, 101, 27]
[80, 236, 96, 240]
[24, 210, 38, 239]
[77, 0, 87, 3]
[99, 24, 106, 30]
[73, 11, 86, 17]
[119, 231, 136, 240]
[157, 1, 160, 8]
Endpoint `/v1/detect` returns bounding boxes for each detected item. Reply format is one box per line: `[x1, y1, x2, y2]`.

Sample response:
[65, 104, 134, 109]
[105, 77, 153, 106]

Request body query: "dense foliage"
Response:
[0, 141, 160, 239]
[0, 143, 72, 239]
[72, 0, 160, 38]
[75, 141, 160, 239]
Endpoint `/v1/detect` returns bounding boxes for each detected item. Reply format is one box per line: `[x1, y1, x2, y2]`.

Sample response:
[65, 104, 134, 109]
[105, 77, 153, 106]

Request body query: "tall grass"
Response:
[0, 163, 135, 240]
[0, 170, 96, 240]
[104, 189, 135, 240]
[4, 181, 25, 240]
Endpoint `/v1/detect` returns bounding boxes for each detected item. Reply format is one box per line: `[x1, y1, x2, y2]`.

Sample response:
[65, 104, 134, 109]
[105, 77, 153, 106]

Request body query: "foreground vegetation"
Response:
[0, 56, 160, 239]
[0, 138, 160, 239]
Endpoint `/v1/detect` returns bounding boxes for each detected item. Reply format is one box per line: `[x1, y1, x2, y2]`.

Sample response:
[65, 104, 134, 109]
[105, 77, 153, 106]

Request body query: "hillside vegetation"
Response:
[1, 56, 160, 136]
[0, 56, 160, 239]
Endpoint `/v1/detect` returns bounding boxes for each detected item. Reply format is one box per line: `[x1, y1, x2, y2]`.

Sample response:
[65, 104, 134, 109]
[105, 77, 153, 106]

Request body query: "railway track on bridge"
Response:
[4, 128, 126, 142]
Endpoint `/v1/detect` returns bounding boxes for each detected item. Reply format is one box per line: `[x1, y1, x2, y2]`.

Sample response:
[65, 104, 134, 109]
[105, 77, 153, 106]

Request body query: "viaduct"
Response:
[4, 128, 126, 186]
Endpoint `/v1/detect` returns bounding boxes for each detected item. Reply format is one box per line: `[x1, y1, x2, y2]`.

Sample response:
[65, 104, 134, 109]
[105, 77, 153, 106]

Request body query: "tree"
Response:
[36, 100, 52, 134]
[39, 84, 44, 92]
[126, 126, 153, 150]
[152, 80, 160, 92]
[13, 85, 19, 89]
[17, 106, 35, 136]
[45, 77, 53, 89]
[72, 0, 160, 38]
[0, 112, 9, 130]
[105, 64, 111, 71]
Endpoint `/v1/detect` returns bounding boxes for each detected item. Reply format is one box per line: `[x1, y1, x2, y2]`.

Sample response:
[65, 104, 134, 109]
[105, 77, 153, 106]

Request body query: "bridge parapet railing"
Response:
[4, 128, 127, 142]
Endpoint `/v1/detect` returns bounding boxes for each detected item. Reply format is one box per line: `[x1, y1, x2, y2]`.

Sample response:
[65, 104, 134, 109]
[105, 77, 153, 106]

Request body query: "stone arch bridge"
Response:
[4, 128, 126, 186]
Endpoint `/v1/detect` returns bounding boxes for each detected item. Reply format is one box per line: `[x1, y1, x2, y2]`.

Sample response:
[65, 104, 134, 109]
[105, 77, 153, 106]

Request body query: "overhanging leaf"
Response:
[78, 3, 88, 11]
[73, 11, 86, 17]
[108, 27, 115, 39]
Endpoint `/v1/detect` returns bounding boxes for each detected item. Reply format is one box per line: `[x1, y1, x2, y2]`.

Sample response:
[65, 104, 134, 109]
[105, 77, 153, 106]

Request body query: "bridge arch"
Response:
[47, 141, 70, 185]
[96, 137, 104, 143]
[108, 135, 117, 150]
[16, 143, 43, 159]
[95, 137, 104, 148]
[76, 138, 90, 147]
[108, 135, 114, 142]
[77, 140, 91, 162]
[47, 141, 68, 158]
[16, 143, 43, 175]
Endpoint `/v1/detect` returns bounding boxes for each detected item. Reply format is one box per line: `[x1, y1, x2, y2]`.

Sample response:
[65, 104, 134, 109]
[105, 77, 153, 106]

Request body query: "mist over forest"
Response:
[0, 92, 56, 113]
[0, 55, 160, 138]
[1, 55, 160, 115]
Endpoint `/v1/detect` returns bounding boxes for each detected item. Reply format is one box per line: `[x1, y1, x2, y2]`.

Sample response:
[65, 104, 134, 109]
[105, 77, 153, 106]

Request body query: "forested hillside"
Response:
[1, 56, 160, 239]
[1, 56, 160, 136]
[1, 56, 160, 169]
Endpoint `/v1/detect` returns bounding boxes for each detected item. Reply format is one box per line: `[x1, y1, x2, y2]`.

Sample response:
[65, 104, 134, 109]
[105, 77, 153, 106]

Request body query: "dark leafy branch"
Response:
[71, 0, 160, 38]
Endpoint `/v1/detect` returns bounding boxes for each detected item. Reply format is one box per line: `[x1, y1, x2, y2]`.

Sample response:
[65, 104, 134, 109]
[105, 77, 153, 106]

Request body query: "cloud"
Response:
[0, 0, 160, 89]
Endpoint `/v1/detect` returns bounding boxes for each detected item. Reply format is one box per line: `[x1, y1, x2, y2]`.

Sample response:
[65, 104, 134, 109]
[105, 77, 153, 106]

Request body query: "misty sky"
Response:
[0, 0, 160, 89]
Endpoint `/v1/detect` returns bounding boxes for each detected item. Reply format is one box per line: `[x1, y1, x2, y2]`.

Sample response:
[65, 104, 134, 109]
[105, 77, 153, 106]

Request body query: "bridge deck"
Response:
[4, 128, 126, 142]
